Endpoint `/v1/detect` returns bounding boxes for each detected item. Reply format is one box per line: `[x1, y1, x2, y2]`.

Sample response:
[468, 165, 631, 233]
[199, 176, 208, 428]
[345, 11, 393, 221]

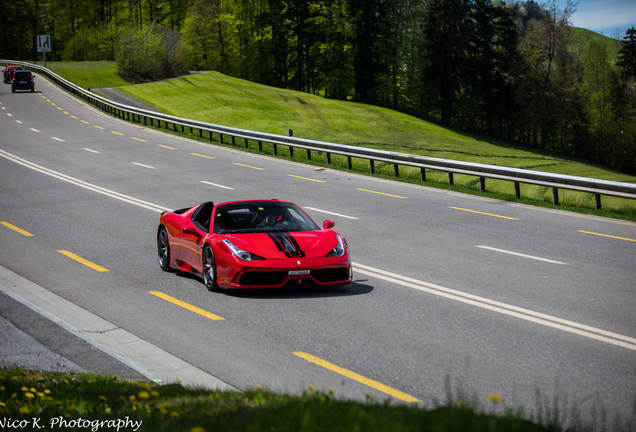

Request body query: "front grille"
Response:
[239, 271, 287, 286]
[313, 267, 349, 282]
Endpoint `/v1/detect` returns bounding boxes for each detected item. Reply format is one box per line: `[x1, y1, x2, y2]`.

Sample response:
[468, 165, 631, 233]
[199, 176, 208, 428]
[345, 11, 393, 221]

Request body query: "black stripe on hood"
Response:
[267, 232, 306, 258]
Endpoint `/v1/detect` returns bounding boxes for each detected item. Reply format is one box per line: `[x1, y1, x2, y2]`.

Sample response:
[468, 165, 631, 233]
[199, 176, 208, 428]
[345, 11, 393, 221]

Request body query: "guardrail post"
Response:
[273, 143, 277, 155]
[244, 138, 249, 149]
[307, 149, 311, 160]
[199, 128, 202, 138]
[231, 136, 236, 146]
[421, 168, 426, 181]
[394, 164, 399, 178]
[258, 141, 262, 152]
[595, 194, 602, 210]
[449, 172, 454, 185]
[347, 156, 352, 170]
[552, 187, 559, 205]
[220, 134, 224, 144]
[209, 131, 213, 141]
[480, 177, 485, 192]
[515, 182, 520, 199]
[289, 146, 294, 157]
[370, 160, 375, 174]
[327, 153, 331, 164]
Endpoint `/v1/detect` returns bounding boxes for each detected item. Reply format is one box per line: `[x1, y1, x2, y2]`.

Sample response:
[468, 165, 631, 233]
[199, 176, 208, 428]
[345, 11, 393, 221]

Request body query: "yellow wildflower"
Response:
[487, 393, 502, 403]
[19, 407, 29, 414]
[0, 402, 5, 407]
[307, 385, 314, 390]
[138, 391, 150, 400]
[170, 411, 179, 418]
[98, 396, 108, 402]
[25, 393, 35, 399]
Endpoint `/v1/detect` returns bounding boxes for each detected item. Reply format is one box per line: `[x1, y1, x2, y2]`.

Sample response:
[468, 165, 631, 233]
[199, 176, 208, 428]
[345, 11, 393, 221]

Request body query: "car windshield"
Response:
[213, 201, 319, 234]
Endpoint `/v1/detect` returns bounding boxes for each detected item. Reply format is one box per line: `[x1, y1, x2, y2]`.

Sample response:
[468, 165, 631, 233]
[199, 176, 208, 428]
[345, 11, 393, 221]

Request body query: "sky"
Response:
[557, 0, 636, 38]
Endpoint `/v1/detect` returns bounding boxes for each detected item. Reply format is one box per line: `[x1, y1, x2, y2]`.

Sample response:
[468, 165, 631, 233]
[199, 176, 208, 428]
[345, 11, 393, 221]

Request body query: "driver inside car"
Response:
[256, 208, 290, 228]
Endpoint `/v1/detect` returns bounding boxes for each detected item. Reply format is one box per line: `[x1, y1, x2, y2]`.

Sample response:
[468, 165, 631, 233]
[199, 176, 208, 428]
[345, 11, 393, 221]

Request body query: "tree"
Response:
[616, 27, 636, 81]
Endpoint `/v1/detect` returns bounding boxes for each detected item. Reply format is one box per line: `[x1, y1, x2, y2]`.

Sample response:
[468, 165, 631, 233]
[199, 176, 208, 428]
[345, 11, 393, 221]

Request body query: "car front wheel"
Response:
[157, 227, 171, 271]
[203, 246, 220, 292]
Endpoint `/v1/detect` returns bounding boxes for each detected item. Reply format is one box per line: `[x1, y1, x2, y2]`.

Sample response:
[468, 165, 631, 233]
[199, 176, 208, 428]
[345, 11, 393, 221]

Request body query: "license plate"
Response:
[288, 270, 310, 276]
[19, 81, 26, 84]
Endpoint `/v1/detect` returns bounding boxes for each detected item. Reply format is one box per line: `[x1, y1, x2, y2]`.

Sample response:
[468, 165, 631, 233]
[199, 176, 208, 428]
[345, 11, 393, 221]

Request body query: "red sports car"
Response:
[157, 199, 352, 291]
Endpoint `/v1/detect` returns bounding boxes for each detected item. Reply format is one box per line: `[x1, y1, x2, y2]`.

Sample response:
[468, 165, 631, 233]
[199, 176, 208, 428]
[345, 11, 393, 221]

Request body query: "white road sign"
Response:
[37, 35, 51, 53]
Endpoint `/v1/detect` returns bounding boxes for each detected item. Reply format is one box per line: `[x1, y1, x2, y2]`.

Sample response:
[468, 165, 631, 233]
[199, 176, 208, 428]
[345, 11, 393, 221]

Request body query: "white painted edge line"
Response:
[0, 149, 170, 213]
[352, 262, 636, 351]
[132, 162, 155, 169]
[476, 245, 566, 265]
[201, 180, 234, 190]
[7, 113, 12, 116]
[84, 148, 99, 153]
[52, 137, 65, 142]
[0, 265, 237, 391]
[304, 207, 358, 220]
[16, 120, 22, 124]
[31, 128, 40, 132]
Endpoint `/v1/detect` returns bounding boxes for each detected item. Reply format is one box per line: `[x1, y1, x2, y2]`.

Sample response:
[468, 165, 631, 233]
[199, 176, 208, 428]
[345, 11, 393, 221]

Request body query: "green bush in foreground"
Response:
[0, 368, 556, 432]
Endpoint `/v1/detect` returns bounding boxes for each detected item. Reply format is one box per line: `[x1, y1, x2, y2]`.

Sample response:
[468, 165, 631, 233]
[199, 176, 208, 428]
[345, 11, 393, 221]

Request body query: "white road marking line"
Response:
[353, 262, 636, 351]
[31, 128, 40, 132]
[7, 113, 12, 116]
[84, 148, 99, 153]
[52, 137, 65, 142]
[132, 162, 155, 169]
[476, 246, 566, 265]
[0, 149, 170, 213]
[304, 207, 358, 220]
[200, 181, 234, 190]
[16, 120, 22, 123]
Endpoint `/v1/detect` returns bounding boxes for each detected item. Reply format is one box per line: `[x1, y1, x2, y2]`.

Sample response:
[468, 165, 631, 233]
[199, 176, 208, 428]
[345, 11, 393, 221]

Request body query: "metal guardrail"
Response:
[3, 59, 636, 210]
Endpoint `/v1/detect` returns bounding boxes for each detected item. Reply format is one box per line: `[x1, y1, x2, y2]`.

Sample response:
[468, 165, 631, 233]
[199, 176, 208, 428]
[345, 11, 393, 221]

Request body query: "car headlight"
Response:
[328, 234, 346, 258]
[223, 239, 252, 261]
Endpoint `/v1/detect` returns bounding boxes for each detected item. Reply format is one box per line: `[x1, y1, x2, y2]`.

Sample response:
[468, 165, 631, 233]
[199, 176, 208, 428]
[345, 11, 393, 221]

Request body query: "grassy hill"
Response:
[44, 60, 636, 216]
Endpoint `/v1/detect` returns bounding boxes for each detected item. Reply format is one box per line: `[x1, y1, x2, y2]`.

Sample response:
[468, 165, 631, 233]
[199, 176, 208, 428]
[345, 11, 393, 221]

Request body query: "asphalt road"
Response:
[1, 74, 635, 426]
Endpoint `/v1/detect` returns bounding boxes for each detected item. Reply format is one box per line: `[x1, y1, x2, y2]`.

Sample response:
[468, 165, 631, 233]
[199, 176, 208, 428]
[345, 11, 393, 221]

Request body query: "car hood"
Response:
[221, 230, 340, 259]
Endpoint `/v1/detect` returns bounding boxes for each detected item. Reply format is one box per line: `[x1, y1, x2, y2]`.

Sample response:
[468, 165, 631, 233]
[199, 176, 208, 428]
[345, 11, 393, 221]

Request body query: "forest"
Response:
[1, 0, 635, 173]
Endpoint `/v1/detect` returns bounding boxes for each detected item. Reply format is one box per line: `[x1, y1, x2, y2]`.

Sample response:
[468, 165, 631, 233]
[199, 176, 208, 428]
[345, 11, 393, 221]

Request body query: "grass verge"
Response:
[0, 368, 577, 432]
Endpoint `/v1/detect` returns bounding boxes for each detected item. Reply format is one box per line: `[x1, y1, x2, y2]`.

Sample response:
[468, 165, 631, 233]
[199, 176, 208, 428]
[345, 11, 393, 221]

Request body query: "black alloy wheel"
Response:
[203, 246, 220, 292]
[157, 227, 171, 271]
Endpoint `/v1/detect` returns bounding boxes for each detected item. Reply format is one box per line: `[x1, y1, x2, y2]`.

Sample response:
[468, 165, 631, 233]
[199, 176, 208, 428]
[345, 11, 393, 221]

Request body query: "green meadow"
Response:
[43, 61, 636, 218]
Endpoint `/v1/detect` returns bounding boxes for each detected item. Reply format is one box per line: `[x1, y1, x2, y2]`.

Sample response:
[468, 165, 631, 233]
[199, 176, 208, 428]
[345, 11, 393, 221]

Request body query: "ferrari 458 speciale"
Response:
[157, 199, 352, 291]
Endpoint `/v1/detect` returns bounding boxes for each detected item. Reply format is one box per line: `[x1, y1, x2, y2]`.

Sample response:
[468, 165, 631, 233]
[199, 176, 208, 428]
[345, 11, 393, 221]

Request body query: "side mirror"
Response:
[323, 220, 336, 230]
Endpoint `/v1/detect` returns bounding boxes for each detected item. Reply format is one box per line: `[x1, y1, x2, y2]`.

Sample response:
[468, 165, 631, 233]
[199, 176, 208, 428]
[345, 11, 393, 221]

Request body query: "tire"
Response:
[157, 227, 172, 272]
[11, 87, 15, 93]
[203, 246, 220, 292]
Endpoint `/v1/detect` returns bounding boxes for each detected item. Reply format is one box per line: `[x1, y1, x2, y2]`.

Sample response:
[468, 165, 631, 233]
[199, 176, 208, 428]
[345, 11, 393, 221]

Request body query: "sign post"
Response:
[37, 35, 51, 68]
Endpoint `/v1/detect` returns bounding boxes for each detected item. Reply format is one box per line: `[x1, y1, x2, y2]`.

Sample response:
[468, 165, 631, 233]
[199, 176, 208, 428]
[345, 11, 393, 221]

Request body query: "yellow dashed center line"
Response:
[51, 103, 56, 106]
[158, 144, 176, 149]
[1, 222, 34, 237]
[58, 250, 109, 272]
[288, 174, 325, 183]
[191, 153, 214, 159]
[132, 137, 147, 142]
[356, 188, 407, 199]
[294, 352, 421, 403]
[94, 125, 104, 130]
[111, 131, 124, 135]
[450, 207, 518, 220]
[81, 120, 90, 124]
[71, 116, 78, 119]
[234, 163, 264, 170]
[63, 111, 69, 115]
[578, 230, 636, 242]
[150, 291, 225, 321]
[57, 107, 62, 110]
